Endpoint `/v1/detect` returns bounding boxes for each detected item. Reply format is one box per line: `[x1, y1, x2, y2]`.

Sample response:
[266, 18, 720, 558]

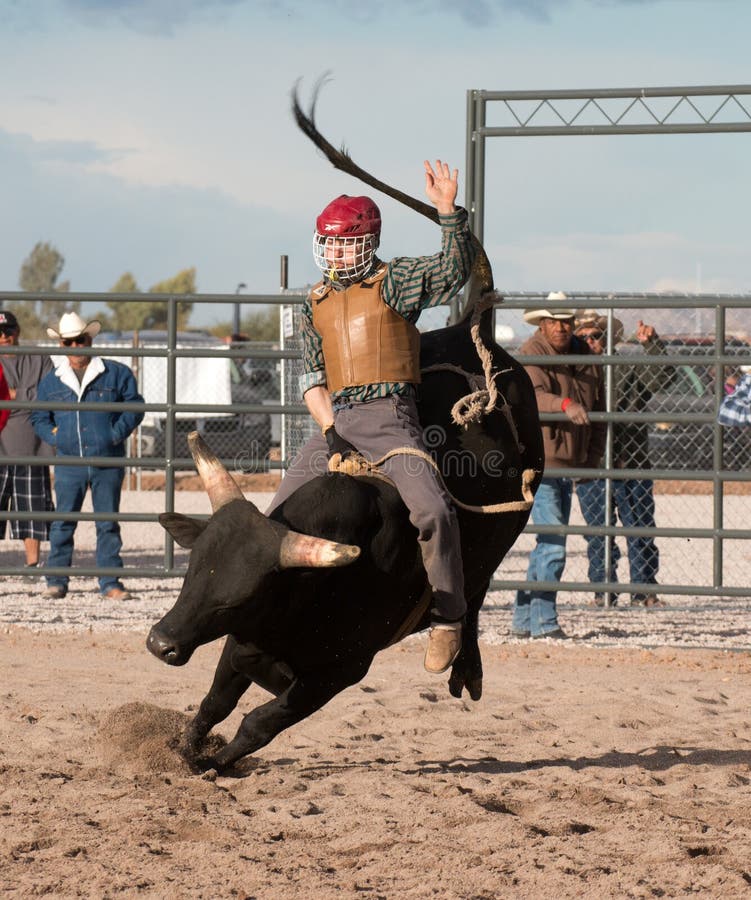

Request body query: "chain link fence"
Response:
[491, 292, 751, 604]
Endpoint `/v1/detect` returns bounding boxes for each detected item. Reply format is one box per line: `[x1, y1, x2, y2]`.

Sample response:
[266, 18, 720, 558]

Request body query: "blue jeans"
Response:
[576, 478, 659, 589]
[512, 477, 572, 636]
[46, 464, 126, 595]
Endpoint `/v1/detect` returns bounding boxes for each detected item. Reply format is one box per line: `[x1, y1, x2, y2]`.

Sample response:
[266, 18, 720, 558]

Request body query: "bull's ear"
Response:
[158, 513, 208, 549]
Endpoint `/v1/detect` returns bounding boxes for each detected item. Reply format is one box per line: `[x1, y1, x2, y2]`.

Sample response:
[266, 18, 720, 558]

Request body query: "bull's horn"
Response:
[279, 530, 361, 569]
[188, 431, 246, 513]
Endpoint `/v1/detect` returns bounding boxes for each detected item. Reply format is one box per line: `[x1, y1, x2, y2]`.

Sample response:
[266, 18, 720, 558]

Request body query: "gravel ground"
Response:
[1, 488, 749, 653]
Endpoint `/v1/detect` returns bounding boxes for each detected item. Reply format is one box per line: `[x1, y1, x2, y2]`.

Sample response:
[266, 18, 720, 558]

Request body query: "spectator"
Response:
[574, 313, 669, 608]
[512, 294, 605, 639]
[31, 312, 144, 601]
[718, 364, 751, 426]
[0, 310, 54, 571]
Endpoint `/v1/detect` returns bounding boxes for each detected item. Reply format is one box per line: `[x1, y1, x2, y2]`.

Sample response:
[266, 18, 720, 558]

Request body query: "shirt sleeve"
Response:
[632, 336, 674, 396]
[0, 364, 9, 433]
[718, 374, 751, 426]
[524, 364, 565, 413]
[299, 293, 327, 397]
[382, 208, 477, 320]
[110, 364, 145, 444]
[30, 375, 58, 446]
[585, 368, 607, 468]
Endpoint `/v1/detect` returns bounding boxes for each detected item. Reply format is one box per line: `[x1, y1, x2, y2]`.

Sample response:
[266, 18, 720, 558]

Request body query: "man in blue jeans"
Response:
[31, 312, 144, 601]
[574, 312, 668, 607]
[512, 296, 606, 639]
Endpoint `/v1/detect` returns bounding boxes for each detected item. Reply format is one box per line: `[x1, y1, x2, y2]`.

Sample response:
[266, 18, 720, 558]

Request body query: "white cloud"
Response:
[60, 0, 246, 35]
[50, 0, 670, 33]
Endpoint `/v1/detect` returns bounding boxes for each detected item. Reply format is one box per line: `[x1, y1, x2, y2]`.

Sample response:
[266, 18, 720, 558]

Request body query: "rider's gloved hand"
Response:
[324, 425, 357, 461]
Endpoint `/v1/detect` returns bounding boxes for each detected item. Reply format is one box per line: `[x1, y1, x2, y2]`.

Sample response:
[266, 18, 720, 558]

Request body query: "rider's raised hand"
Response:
[424, 159, 458, 215]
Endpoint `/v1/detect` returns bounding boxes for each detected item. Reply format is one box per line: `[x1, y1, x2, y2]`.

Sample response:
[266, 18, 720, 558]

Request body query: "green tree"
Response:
[211, 306, 279, 342]
[243, 306, 279, 342]
[14, 241, 78, 337]
[104, 272, 143, 331]
[19, 241, 70, 293]
[146, 268, 196, 330]
[103, 267, 196, 332]
[111, 272, 140, 293]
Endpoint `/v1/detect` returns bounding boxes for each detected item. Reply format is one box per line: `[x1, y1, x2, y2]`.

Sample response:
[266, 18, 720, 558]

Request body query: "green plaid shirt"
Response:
[299, 208, 476, 403]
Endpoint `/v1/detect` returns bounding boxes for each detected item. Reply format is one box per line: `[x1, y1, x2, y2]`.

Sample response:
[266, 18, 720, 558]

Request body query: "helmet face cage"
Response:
[313, 232, 378, 286]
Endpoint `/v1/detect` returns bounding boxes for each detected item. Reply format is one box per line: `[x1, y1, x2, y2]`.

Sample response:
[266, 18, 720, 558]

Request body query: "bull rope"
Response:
[328, 447, 536, 514]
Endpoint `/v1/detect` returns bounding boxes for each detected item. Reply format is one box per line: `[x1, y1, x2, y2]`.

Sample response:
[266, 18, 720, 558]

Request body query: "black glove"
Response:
[324, 425, 357, 461]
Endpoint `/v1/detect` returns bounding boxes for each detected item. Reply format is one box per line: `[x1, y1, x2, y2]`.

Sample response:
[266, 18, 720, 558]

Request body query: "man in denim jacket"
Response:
[31, 312, 144, 601]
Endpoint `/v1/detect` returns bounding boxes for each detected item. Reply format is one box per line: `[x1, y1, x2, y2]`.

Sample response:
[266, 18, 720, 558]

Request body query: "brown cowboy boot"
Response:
[424, 622, 462, 674]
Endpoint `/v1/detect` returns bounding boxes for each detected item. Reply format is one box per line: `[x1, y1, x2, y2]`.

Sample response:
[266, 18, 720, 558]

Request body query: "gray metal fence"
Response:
[0, 290, 750, 601]
[0, 290, 305, 579]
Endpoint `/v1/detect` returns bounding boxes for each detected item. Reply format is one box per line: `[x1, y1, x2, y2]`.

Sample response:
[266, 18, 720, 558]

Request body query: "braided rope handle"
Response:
[329, 446, 537, 515]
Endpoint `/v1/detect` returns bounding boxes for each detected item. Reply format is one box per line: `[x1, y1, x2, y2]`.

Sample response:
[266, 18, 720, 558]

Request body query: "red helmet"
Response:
[315, 195, 381, 238]
[313, 195, 381, 286]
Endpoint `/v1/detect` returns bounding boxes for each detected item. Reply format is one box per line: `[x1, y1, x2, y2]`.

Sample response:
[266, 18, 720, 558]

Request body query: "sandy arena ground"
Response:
[1, 486, 750, 897]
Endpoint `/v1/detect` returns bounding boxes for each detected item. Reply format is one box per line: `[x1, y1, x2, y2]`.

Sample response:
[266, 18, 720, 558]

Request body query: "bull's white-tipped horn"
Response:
[279, 531, 361, 569]
[188, 431, 246, 513]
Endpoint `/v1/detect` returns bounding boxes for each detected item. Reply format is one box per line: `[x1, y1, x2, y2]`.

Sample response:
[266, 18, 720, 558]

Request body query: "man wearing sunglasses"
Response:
[573, 311, 669, 609]
[31, 311, 144, 602]
[0, 310, 54, 572]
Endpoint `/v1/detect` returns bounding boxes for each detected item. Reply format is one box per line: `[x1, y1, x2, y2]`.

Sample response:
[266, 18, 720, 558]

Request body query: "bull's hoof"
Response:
[447, 671, 483, 700]
[194, 754, 222, 774]
[447, 671, 465, 698]
[179, 735, 200, 760]
[180, 738, 223, 775]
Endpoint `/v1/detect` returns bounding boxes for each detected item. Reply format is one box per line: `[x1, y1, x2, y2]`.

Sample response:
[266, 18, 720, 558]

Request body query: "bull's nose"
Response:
[146, 628, 181, 664]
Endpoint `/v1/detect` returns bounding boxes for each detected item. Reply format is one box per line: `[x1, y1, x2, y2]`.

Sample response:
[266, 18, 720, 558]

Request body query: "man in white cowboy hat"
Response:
[573, 312, 670, 609]
[511, 292, 606, 639]
[31, 311, 144, 601]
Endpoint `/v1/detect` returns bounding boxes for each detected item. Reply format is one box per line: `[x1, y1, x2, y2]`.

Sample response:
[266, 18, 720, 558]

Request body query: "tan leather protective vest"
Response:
[310, 266, 421, 394]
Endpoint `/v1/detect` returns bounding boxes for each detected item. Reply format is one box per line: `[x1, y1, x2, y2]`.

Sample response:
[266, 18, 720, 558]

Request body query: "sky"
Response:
[0, 0, 749, 331]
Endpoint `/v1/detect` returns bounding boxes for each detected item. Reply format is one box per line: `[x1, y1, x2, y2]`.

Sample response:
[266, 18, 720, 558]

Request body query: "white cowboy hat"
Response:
[523, 292, 575, 327]
[46, 311, 102, 341]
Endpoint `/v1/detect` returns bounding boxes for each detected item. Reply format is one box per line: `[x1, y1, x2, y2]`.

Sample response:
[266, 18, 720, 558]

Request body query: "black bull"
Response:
[147, 310, 543, 770]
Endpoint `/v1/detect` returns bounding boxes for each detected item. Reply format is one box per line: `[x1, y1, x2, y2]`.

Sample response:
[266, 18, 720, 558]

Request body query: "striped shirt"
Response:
[299, 208, 477, 403]
[717, 373, 751, 427]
